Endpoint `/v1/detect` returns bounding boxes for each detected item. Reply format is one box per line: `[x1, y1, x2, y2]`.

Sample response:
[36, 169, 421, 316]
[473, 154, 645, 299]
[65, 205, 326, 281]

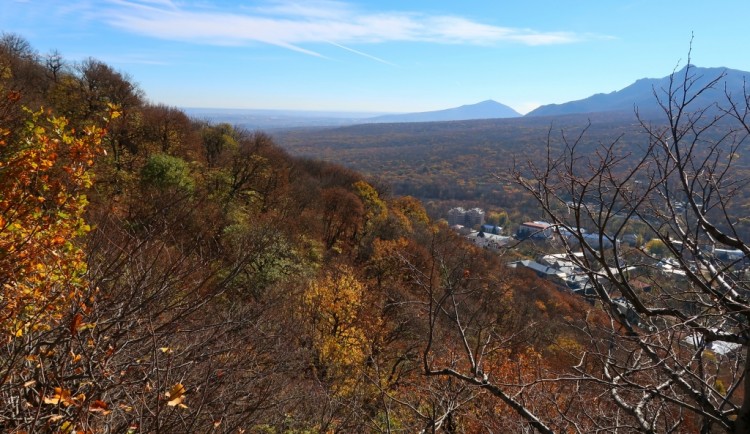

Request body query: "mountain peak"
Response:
[365, 100, 521, 124]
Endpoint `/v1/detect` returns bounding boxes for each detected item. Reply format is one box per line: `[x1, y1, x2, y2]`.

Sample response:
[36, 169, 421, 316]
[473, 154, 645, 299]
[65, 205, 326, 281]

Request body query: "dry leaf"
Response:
[70, 313, 82, 336]
[43, 387, 71, 406]
[70, 351, 81, 363]
[165, 383, 187, 407]
[89, 400, 111, 414]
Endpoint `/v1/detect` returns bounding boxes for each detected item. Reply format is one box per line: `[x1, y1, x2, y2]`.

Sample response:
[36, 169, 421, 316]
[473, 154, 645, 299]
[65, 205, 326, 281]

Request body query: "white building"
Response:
[516, 221, 553, 240]
[447, 207, 485, 228]
[447, 207, 467, 226]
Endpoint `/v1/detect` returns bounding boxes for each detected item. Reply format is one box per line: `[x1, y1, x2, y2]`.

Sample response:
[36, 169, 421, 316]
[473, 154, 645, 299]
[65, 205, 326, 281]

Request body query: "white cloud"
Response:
[327, 42, 397, 66]
[250, 0, 354, 19]
[100, 0, 589, 60]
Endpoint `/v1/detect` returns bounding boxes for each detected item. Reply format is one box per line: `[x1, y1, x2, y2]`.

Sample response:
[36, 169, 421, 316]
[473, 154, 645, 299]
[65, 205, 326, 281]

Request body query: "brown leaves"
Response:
[43, 387, 84, 407]
[6, 90, 21, 102]
[165, 383, 187, 408]
[70, 313, 83, 336]
[88, 400, 111, 414]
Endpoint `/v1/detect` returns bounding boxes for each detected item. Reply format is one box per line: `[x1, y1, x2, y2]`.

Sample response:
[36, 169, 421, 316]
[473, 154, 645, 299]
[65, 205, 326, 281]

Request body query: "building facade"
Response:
[447, 207, 486, 228]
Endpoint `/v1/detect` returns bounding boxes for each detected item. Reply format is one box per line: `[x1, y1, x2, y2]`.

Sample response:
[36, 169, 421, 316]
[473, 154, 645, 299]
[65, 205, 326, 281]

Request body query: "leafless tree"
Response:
[0, 192, 306, 433]
[44, 49, 65, 82]
[417, 56, 750, 432]
[411, 225, 572, 433]
[509, 60, 750, 433]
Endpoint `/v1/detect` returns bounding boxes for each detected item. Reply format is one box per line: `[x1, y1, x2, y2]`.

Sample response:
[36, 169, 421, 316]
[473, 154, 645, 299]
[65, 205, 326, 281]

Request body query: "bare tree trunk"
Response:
[734, 345, 750, 434]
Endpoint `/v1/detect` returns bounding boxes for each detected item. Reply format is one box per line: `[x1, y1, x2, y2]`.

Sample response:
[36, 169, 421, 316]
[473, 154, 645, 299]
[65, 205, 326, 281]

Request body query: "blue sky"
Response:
[3, 0, 749, 114]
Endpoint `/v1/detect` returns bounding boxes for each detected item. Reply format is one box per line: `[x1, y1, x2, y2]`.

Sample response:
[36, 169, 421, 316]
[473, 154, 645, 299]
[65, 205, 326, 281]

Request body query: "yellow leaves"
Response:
[43, 387, 84, 406]
[305, 267, 365, 332]
[70, 351, 82, 364]
[107, 103, 122, 119]
[535, 300, 547, 313]
[370, 237, 412, 282]
[390, 196, 430, 234]
[354, 180, 388, 223]
[551, 335, 584, 355]
[58, 420, 73, 434]
[715, 379, 727, 395]
[304, 266, 374, 396]
[0, 107, 108, 337]
[165, 383, 188, 408]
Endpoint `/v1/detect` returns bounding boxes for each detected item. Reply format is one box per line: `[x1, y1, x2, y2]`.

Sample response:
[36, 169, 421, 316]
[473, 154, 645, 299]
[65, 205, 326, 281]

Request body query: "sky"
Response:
[2, 0, 749, 114]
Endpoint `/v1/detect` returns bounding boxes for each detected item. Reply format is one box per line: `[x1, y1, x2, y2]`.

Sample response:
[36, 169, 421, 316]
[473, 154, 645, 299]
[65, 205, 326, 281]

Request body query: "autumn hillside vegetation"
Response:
[0, 33, 601, 433]
[4, 33, 741, 433]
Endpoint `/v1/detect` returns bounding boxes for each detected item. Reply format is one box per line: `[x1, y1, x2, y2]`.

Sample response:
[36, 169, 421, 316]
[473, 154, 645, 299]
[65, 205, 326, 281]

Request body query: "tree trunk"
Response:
[733, 345, 750, 433]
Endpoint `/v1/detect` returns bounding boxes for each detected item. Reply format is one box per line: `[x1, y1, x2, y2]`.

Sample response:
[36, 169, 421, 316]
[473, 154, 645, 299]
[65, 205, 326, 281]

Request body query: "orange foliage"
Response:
[0, 106, 113, 337]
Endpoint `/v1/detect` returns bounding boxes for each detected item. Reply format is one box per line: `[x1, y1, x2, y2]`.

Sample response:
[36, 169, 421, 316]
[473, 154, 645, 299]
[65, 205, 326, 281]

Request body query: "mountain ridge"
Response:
[364, 99, 522, 124]
[526, 65, 749, 117]
[186, 66, 750, 128]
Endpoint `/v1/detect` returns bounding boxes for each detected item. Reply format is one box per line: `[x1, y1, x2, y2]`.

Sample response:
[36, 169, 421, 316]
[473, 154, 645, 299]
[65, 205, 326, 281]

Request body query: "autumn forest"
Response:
[3, 33, 750, 433]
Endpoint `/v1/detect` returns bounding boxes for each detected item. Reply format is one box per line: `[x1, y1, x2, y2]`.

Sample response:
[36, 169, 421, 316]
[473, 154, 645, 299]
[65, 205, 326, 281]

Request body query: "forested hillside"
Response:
[275, 102, 750, 239]
[4, 33, 750, 434]
[0, 34, 602, 433]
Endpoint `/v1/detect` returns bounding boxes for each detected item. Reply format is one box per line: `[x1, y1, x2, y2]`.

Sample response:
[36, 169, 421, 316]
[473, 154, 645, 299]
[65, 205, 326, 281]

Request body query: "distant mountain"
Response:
[182, 108, 389, 130]
[527, 66, 750, 117]
[365, 100, 522, 123]
[182, 100, 522, 129]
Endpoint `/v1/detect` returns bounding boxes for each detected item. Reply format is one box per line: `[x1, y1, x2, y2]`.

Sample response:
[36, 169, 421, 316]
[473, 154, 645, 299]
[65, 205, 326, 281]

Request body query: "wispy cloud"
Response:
[100, 0, 589, 60]
[327, 42, 397, 66]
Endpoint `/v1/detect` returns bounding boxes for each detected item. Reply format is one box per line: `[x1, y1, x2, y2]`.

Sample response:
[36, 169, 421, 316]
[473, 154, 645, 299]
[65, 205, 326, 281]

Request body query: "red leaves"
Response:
[6, 90, 21, 102]
[88, 400, 110, 414]
[70, 313, 83, 337]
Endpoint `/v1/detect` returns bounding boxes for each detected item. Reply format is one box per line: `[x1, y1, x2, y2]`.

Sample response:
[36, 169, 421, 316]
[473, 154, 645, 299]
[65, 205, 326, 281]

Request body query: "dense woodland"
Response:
[274, 113, 646, 208]
[0, 33, 605, 433]
[2, 33, 750, 433]
[274, 105, 750, 240]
